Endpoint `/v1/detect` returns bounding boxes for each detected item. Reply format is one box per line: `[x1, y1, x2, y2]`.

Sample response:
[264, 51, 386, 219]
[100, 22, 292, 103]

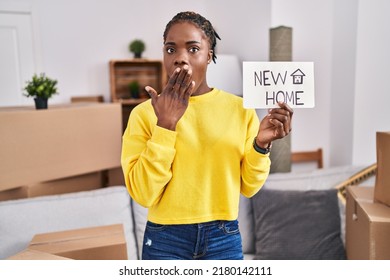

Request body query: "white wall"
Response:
[271, 0, 334, 166]
[353, 0, 390, 165]
[29, 0, 210, 103]
[1, 0, 270, 104]
[329, 0, 358, 167]
[272, 0, 390, 167]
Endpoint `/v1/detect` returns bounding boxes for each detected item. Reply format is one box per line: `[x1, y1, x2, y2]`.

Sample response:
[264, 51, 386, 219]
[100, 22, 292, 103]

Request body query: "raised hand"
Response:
[145, 65, 195, 131]
[255, 102, 294, 148]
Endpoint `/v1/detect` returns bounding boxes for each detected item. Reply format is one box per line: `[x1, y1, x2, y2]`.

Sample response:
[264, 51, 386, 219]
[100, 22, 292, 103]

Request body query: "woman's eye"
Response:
[189, 47, 199, 53]
[166, 47, 175, 54]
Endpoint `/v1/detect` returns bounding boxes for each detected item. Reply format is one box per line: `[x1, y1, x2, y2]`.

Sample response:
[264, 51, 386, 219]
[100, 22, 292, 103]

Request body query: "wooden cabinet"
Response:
[109, 59, 166, 103]
[109, 59, 167, 130]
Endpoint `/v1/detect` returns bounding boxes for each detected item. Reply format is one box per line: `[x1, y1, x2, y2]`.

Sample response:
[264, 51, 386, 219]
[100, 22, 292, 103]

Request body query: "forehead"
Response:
[165, 22, 209, 44]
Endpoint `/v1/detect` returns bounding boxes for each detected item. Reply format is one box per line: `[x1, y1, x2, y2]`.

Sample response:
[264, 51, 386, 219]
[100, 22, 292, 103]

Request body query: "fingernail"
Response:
[175, 68, 181, 73]
[145, 86, 152, 95]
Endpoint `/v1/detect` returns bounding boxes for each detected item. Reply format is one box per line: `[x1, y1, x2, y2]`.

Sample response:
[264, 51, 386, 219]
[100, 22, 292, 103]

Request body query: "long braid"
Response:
[163, 11, 221, 63]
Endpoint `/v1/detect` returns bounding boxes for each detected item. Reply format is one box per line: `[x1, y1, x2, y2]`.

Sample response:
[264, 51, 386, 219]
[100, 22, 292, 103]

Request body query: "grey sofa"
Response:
[0, 165, 368, 260]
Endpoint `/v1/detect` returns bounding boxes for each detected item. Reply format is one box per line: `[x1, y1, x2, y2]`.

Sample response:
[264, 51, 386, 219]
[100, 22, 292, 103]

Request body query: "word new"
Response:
[254, 70, 287, 86]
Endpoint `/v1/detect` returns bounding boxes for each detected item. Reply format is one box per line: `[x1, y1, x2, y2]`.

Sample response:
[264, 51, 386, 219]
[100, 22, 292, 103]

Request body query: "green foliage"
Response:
[128, 81, 139, 92]
[129, 39, 145, 57]
[23, 73, 58, 99]
[128, 81, 140, 98]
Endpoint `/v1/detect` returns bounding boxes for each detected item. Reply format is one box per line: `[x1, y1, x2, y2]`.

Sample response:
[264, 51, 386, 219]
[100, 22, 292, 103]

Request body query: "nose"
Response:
[174, 50, 189, 66]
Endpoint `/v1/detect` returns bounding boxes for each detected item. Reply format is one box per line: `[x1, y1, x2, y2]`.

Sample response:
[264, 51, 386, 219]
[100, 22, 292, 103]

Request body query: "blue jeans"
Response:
[142, 220, 243, 260]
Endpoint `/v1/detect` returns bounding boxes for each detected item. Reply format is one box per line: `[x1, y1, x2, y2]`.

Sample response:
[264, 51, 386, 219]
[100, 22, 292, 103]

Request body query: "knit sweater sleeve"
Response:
[240, 109, 271, 198]
[121, 103, 177, 207]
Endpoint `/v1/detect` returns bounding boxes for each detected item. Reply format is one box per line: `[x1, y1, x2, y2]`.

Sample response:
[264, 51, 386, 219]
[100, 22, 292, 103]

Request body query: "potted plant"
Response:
[129, 39, 145, 59]
[128, 81, 140, 98]
[23, 73, 58, 109]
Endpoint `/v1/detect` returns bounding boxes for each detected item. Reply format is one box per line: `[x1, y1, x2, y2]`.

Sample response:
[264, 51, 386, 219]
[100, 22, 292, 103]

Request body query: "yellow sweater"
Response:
[121, 88, 270, 224]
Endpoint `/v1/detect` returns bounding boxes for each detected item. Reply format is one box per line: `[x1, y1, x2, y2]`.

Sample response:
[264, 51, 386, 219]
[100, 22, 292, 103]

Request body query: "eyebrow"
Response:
[165, 40, 201, 46]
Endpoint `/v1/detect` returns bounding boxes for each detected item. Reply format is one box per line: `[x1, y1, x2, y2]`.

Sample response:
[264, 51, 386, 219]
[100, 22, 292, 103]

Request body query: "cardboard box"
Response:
[28, 224, 128, 260]
[106, 167, 125, 186]
[7, 249, 71, 260]
[0, 103, 122, 192]
[70, 95, 104, 103]
[0, 171, 104, 201]
[346, 185, 390, 259]
[375, 131, 390, 206]
[0, 186, 28, 202]
[26, 171, 104, 198]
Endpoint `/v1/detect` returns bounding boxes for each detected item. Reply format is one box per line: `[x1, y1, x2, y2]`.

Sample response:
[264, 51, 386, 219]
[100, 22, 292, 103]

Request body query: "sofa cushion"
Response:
[239, 166, 363, 256]
[251, 188, 346, 260]
[130, 200, 148, 259]
[239, 166, 364, 256]
[250, 165, 365, 245]
[0, 186, 137, 260]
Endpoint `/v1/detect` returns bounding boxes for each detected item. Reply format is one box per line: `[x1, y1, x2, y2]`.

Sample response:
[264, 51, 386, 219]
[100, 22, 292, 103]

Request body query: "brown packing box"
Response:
[0, 103, 122, 192]
[375, 131, 390, 206]
[28, 224, 128, 260]
[106, 167, 125, 186]
[0, 171, 104, 202]
[70, 95, 104, 103]
[0, 187, 28, 201]
[345, 186, 390, 260]
[26, 171, 104, 198]
[7, 249, 72, 260]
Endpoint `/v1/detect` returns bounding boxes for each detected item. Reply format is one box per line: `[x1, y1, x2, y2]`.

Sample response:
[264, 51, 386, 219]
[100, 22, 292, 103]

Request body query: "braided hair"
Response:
[163, 11, 221, 63]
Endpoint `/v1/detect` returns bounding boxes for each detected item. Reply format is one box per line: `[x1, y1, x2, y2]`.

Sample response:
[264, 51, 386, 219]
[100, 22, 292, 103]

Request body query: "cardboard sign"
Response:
[243, 61, 315, 108]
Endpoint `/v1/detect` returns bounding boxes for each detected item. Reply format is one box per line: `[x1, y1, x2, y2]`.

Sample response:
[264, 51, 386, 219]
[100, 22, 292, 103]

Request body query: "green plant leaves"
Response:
[23, 73, 58, 99]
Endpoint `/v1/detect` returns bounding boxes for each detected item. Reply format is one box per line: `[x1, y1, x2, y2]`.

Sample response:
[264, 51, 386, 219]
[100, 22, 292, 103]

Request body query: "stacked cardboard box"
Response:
[346, 186, 390, 259]
[7, 249, 72, 260]
[374, 132, 390, 206]
[106, 167, 125, 186]
[0, 171, 104, 202]
[345, 131, 390, 259]
[26, 224, 128, 260]
[0, 103, 122, 201]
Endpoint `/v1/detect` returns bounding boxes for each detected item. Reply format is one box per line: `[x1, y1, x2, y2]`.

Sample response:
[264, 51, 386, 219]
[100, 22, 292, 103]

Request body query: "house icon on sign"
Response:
[291, 69, 305, 84]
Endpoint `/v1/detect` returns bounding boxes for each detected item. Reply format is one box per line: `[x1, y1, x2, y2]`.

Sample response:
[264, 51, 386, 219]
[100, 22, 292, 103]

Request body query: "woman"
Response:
[121, 11, 293, 260]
